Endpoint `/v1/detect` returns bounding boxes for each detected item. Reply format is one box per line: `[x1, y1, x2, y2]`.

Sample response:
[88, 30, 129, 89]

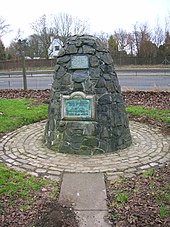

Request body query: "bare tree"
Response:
[31, 15, 53, 59]
[52, 13, 90, 43]
[140, 23, 152, 41]
[132, 23, 140, 56]
[127, 32, 135, 56]
[114, 29, 128, 52]
[12, 29, 24, 43]
[94, 31, 109, 47]
[0, 16, 11, 38]
[132, 22, 152, 57]
[26, 34, 41, 59]
[5, 29, 27, 60]
[153, 19, 164, 47]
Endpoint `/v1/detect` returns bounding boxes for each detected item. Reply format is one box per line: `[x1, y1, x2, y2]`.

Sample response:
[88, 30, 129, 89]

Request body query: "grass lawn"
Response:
[0, 98, 169, 225]
[0, 98, 48, 134]
[0, 99, 169, 135]
[0, 163, 58, 210]
[126, 105, 170, 123]
[0, 99, 58, 224]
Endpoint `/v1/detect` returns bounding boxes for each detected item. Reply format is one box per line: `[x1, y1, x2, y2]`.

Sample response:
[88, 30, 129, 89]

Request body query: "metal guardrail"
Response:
[0, 68, 170, 78]
[0, 71, 170, 91]
[118, 68, 170, 74]
[0, 70, 54, 77]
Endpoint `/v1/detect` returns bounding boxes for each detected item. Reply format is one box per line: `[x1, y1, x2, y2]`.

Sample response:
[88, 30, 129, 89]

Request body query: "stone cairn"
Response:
[44, 35, 132, 155]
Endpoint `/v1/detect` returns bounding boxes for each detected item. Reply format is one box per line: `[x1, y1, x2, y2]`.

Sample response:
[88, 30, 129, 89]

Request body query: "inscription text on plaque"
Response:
[61, 92, 94, 120]
[65, 99, 90, 117]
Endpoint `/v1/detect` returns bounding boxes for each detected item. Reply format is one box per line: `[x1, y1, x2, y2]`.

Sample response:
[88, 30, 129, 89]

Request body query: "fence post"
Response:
[22, 52, 27, 90]
[18, 39, 27, 90]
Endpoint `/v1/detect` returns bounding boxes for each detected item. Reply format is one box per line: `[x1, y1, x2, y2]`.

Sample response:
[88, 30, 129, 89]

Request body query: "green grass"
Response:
[0, 164, 46, 197]
[126, 106, 170, 123]
[110, 178, 129, 208]
[0, 99, 58, 213]
[111, 191, 129, 208]
[0, 100, 169, 135]
[159, 203, 169, 218]
[155, 186, 170, 219]
[143, 168, 155, 178]
[0, 163, 58, 209]
[0, 98, 48, 133]
[116, 193, 128, 203]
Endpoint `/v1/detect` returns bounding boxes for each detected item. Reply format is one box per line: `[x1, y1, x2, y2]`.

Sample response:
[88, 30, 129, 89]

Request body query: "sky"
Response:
[1, 0, 170, 47]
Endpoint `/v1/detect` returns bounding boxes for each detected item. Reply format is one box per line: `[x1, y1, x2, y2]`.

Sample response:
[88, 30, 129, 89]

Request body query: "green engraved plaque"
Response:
[64, 99, 91, 118]
[61, 92, 94, 120]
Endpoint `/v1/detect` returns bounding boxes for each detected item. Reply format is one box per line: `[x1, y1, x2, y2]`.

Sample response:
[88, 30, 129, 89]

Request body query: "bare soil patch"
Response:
[107, 164, 170, 227]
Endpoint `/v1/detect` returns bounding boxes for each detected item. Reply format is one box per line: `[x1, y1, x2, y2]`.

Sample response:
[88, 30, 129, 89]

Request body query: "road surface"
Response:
[0, 69, 170, 91]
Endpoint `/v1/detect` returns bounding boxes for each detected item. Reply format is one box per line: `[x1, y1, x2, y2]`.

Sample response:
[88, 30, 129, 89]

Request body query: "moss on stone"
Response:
[82, 136, 99, 148]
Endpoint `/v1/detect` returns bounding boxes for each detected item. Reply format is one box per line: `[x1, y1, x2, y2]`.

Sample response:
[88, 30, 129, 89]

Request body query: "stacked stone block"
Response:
[45, 35, 132, 154]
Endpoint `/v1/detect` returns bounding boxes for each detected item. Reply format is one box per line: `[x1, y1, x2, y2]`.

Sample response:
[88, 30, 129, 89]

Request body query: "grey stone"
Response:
[72, 134, 83, 143]
[73, 82, 84, 91]
[58, 48, 65, 57]
[82, 45, 96, 54]
[95, 77, 106, 88]
[101, 53, 113, 65]
[74, 40, 82, 47]
[90, 56, 100, 67]
[103, 73, 112, 81]
[66, 44, 77, 54]
[98, 94, 112, 105]
[82, 137, 99, 148]
[78, 47, 83, 53]
[72, 70, 89, 82]
[89, 67, 101, 79]
[99, 140, 109, 152]
[105, 81, 116, 92]
[59, 142, 72, 153]
[95, 39, 108, 52]
[54, 66, 66, 79]
[81, 36, 96, 46]
[45, 35, 132, 154]
[95, 87, 108, 94]
[61, 73, 72, 85]
[57, 55, 70, 64]
[100, 64, 114, 73]
[54, 64, 60, 72]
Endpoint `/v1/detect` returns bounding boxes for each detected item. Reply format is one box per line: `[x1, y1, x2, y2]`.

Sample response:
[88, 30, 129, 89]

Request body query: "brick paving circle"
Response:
[0, 121, 169, 181]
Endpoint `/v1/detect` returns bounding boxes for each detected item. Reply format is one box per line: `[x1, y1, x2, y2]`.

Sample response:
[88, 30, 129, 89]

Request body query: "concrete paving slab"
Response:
[59, 173, 108, 210]
[76, 210, 110, 227]
[59, 173, 111, 226]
